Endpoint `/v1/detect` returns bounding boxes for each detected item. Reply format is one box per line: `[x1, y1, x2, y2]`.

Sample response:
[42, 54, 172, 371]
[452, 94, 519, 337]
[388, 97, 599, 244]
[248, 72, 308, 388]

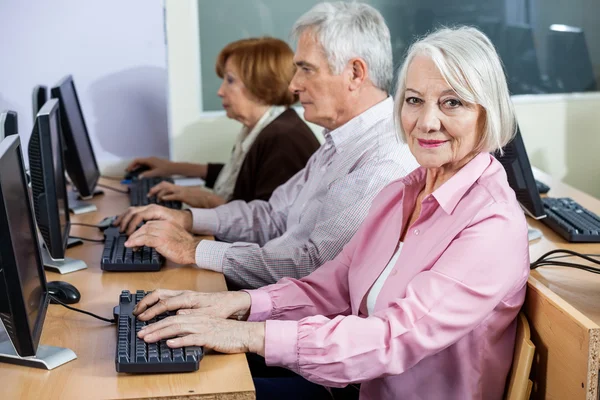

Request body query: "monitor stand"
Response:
[41, 245, 87, 274]
[67, 190, 97, 215]
[0, 323, 76, 370]
[67, 237, 83, 248]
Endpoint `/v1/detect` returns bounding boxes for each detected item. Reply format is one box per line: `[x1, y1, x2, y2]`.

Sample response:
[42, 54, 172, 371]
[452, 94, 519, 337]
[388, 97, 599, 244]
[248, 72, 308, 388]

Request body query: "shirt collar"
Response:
[399, 152, 493, 215]
[321, 96, 394, 153]
[240, 106, 287, 152]
[432, 152, 493, 214]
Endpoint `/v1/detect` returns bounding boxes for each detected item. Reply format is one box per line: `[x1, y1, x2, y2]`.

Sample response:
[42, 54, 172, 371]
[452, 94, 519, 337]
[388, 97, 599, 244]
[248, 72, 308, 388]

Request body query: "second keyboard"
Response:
[101, 227, 164, 272]
[129, 177, 182, 209]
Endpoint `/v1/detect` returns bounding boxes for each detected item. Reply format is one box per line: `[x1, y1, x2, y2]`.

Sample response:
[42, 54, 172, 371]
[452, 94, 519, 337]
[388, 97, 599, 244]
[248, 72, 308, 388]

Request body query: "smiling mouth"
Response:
[418, 139, 447, 148]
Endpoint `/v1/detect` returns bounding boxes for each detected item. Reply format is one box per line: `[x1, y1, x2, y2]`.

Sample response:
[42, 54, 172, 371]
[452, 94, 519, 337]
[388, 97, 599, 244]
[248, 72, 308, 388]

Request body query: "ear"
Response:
[348, 58, 368, 90]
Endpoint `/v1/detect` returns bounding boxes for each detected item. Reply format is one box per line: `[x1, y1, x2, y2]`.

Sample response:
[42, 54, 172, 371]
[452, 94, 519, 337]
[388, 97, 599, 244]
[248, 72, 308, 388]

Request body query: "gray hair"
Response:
[292, 2, 393, 92]
[394, 26, 517, 153]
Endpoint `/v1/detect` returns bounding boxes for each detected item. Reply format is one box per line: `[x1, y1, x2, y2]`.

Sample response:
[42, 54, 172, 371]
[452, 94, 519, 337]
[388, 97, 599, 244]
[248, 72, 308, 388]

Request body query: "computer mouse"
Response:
[98, 215, 118, 230]
[124, 165, 150, 180]
[47, 281, 81, 305]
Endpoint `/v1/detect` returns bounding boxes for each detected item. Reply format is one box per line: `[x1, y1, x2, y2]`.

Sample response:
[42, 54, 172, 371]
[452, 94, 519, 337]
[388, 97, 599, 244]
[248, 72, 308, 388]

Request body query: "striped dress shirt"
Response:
[190, 97, 419, 289]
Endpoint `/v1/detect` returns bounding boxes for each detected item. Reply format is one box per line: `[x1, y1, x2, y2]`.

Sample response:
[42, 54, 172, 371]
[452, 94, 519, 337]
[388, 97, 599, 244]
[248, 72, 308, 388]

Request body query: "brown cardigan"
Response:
[205, 109, 320, 202]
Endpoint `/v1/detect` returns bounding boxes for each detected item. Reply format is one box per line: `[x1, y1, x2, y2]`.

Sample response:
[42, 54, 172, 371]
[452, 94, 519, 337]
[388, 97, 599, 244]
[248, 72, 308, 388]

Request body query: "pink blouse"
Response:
[247, 152, 530, 400]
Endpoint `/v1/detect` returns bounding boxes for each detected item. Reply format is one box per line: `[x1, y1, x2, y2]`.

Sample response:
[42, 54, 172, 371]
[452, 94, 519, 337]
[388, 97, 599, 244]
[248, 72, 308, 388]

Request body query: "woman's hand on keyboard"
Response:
[148, 182, 226, 209]
[126, 157, 177, 178]
[115, 204, 193, 236]
[137, 314, 266, 356]
[134, 289, 252, 321]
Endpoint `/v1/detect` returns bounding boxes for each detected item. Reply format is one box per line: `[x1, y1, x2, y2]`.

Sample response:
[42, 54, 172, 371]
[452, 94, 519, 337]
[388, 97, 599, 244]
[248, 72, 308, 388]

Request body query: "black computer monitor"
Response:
[32, 85, 48, 122]
[0, 111, 18, 141]
[0, 135, 49, 357]
[546, 24, 597, 93]
[28, 99, 71, 260]
[494, 127, 546, 219]
[50, 75, 100, 199]
[502, 23, 543, 94]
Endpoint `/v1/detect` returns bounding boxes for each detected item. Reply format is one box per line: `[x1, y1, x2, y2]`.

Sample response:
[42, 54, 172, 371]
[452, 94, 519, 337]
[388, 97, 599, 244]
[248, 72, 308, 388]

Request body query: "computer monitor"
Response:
[0, 135, 48, 357]
[28, 99, 71, 259]
[32, 85, 48, 122]
[50, 75, 100, 199]
[0, 135, 76, 369]
[28, 99, 87, 274]
[502, 24, 543, 94]
[494, 126, 546, 219]
[0, 111, 18, 141]
[546, 24, 597, 93]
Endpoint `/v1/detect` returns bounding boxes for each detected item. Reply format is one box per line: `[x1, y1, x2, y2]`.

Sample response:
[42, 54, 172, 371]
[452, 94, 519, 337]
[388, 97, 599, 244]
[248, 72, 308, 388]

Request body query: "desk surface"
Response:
[526, 168, 600, 400]
[0, 179, 255, 400]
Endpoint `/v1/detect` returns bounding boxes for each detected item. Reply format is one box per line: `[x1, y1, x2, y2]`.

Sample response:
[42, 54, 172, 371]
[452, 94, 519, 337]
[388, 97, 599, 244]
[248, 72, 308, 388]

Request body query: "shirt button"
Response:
[414, 229, 420, 236]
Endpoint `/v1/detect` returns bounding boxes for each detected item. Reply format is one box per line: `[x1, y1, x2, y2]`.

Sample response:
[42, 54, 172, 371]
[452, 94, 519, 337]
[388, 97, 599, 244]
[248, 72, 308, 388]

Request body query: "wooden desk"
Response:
[0, 179, 255, 400]
[526, 169, 600, 400]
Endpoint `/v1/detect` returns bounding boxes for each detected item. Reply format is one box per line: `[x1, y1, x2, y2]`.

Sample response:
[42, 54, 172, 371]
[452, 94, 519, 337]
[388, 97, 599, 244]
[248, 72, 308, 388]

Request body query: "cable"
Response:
[50, 295, 116, 324]
[97, 183, 129, 194]
[70, 222, 101, 228]
[530, 249, 600, 274]
[101, 175, 124, 181]
[69, 235, 104, 243]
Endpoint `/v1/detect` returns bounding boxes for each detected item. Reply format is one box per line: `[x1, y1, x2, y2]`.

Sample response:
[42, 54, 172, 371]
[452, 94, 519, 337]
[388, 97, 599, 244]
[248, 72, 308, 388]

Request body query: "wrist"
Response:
[182, 209, 193, 231]
[232, 292, 252, 321]
[246, 322, 266, 356]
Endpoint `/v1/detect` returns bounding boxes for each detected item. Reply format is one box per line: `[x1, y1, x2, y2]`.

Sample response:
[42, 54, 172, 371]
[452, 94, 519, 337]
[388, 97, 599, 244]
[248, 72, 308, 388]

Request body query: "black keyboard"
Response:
[101, 227, 164, 271]
[535, 179, 550, 194]
[129, 177, 182, 209]
[115, 290, 204, 373]
[542, 197, 600, 242]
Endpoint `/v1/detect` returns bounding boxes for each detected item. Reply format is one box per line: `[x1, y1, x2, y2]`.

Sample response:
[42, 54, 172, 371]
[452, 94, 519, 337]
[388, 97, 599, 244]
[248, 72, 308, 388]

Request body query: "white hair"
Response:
[394, 26, 517, 154]
[291, 2, 393, 92]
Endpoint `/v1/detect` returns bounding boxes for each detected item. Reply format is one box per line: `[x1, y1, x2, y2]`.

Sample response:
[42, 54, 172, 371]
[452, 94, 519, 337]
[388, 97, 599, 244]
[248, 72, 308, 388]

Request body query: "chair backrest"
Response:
[505, 312, 535, 400]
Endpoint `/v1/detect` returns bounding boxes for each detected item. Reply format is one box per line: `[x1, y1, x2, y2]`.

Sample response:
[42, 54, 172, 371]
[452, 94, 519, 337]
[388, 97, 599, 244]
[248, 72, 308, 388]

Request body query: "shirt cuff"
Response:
[264, 320, 299, 370]
[194, 240, 232, 273]
[244, 290, 273, 321]
[190, 208, 219, 234]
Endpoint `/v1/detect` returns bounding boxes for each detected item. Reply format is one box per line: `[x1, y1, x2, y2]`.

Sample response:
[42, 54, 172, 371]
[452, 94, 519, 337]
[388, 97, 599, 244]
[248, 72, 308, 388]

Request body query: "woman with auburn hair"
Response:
[126, 37, 320, 208]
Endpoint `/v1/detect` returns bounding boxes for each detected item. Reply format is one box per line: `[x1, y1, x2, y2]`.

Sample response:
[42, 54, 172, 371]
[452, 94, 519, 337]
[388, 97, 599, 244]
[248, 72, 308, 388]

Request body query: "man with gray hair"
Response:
[116, 2, 418, 289]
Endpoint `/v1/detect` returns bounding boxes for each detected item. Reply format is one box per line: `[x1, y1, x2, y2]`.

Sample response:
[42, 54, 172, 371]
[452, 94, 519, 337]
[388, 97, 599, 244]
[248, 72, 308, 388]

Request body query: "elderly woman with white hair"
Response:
[131, 26, 529, 400]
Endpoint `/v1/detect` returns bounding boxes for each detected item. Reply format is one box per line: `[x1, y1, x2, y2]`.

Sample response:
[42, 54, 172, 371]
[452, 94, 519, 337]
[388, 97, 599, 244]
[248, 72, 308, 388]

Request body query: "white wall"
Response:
[514, 93, 600, 199]
[165, 0, 322, 167]
[0, 0, 168, 175]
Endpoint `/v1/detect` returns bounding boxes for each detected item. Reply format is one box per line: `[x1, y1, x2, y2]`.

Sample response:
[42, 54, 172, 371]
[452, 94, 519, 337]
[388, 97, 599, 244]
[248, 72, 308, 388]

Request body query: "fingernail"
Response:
[124, 241, 130, 247]
[167, 340, 175, 345]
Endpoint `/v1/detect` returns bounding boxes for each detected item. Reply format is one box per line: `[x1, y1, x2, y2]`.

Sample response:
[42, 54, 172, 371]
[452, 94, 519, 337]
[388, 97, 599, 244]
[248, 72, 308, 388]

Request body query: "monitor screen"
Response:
[49, 109, 68, 241]
[494, 127, 546, 219]
[32, 85, 48, 121]
[51, 75, 99, 198]
[0, 111, 18, 141]
[0, 135, 48, 356]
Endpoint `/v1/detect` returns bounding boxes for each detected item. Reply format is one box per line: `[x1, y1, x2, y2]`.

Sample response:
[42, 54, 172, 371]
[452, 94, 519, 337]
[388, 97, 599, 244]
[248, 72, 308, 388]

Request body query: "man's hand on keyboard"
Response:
[115, 204, 193, 236]
[137, 313, 266, 356]
[134, 289, 251, 321]
[124, 220, 200, 265]
[148, 182, 226, 209]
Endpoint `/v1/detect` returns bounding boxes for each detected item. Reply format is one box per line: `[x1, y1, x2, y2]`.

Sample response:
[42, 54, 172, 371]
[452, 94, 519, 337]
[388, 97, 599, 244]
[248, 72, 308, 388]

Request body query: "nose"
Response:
[217, 81, 225, 98]
[288, 69, 302, 94]
[416, 103, 441, 134]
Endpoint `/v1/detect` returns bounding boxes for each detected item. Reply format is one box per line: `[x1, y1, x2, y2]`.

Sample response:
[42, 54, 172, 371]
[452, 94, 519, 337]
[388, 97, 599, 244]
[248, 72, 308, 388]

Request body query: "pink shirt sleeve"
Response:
[263, 202, 529, 387]
[244, 234, 357, 322]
